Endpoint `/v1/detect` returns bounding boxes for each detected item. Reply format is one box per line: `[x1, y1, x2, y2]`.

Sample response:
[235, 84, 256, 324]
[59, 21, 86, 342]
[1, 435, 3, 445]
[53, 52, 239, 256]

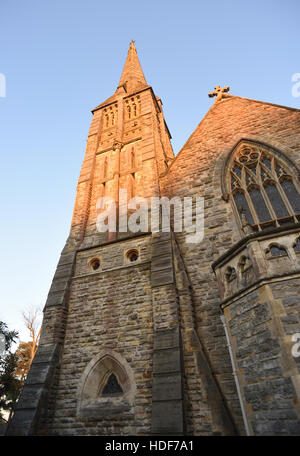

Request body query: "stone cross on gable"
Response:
[208, 85, 230, 101]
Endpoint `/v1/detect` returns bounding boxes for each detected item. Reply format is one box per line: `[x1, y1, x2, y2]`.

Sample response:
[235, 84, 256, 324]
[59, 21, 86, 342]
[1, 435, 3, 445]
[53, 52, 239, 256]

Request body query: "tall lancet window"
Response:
[131, 147, 135, 169]
[230, 143, 300, 231]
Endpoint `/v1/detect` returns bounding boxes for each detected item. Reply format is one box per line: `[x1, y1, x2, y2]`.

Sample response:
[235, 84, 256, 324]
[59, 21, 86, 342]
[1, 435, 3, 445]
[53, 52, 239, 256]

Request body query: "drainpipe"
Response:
[220, 315, 251, 436]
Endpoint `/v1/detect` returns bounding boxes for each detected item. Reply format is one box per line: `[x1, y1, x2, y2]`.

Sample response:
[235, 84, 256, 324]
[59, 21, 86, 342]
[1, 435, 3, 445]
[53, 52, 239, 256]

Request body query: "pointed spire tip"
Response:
[129, 39, 136, 52]
[117, 39, 147, 93]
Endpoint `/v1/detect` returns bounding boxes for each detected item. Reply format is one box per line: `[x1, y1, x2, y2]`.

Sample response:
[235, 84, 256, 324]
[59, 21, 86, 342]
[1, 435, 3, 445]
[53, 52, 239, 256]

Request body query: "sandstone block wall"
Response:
[160, 96, 300, 435]
[46, 236, 154, 435]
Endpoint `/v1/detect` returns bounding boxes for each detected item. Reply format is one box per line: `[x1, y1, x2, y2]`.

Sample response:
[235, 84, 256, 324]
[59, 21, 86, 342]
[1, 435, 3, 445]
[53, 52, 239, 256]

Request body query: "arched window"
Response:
[101, 373, 123, 397]
[230, 142, 300, 231]
[238, 255, 252, 273]
[77, 350, 136, 418]
[225, 266, 236, 282]
[131, 147, 135, 168]
[265, 244, 288, 258]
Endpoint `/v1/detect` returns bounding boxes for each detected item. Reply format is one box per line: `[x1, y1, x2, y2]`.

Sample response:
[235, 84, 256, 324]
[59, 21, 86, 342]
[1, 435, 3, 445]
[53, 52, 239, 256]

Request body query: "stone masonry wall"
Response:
[44, 236, 154, 435]
[224, 281, 300, 435]
[160, 96, 300, 434]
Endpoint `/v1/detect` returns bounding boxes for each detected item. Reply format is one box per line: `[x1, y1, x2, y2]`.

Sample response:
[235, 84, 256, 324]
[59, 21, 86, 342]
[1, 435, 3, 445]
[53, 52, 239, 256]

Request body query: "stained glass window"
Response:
[248, 187, 271, 223]
[230, 143, 300, 231]
[264, 183, 289, 219]
[281, 179, 300, 214]
[233, 191, 254, 225]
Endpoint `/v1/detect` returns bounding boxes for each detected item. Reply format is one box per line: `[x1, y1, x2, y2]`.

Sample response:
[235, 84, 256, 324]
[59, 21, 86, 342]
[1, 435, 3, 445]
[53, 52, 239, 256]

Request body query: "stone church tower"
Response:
[7, 42, 300, 436]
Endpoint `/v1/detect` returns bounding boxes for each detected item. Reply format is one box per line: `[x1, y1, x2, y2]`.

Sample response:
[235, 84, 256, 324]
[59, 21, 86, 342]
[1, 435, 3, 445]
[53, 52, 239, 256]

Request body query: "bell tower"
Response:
[67, 40, 174, 249]
[7, 42, 192, 436]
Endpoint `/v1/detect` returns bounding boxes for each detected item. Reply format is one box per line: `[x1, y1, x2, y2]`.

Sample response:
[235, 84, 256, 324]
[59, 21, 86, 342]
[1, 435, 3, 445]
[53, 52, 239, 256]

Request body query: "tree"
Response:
[0, 321, 22, 423]
[22, 308, 41, 366]
[15, 341, 34, 382]
[14, 308, 42, 383]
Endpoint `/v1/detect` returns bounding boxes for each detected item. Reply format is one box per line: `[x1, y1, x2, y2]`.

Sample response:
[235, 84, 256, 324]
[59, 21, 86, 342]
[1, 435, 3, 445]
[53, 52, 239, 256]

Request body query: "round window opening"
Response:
[127, 249, 139, 263]
[90, 258, 101, 271]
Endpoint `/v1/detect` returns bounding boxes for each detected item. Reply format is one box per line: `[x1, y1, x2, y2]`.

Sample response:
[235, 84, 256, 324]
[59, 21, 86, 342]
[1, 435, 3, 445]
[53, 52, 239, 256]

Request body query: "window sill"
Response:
[78, 398, 132, 418]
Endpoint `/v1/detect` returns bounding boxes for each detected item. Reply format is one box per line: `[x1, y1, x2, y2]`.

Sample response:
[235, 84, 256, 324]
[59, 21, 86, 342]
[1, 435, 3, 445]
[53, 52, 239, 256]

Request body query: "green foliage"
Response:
[0, 321, 22, 422]
[0, 321, 18, 353]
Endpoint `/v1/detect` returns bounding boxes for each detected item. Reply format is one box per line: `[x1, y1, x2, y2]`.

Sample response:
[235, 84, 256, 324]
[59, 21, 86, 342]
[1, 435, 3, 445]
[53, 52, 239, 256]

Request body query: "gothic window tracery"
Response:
[125, 96, 141, 120]
[103, 104, 118, 128]
[265, 244, 288, 258]
[230, 143, 300, 231]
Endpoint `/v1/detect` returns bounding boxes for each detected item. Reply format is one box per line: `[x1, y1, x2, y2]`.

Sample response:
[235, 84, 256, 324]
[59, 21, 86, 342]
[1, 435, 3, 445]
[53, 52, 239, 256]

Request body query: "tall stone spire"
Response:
[117, 40, 147, 93]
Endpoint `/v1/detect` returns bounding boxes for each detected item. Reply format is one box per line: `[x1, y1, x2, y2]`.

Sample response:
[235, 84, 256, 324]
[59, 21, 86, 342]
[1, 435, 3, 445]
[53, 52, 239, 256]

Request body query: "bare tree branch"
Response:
[21, 307, 42, 365]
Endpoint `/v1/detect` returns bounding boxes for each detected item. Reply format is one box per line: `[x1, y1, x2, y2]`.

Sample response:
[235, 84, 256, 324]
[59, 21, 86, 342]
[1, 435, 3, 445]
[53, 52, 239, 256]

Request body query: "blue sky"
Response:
[0, 0, 299, 342]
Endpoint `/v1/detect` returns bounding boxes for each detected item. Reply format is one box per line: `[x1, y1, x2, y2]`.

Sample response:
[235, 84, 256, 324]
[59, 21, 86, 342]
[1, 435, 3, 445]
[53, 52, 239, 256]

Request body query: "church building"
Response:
[7, 42, 300, 436]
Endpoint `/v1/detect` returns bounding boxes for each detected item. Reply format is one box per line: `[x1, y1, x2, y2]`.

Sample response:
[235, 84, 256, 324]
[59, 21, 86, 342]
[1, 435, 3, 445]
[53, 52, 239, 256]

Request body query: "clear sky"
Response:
[0, 0, 299, 342]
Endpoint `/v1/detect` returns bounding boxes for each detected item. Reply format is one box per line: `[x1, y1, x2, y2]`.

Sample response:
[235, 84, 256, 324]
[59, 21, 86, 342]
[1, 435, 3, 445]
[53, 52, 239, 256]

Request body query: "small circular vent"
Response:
[126, 249, 139, 263]
[90, 258, 101, 271]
